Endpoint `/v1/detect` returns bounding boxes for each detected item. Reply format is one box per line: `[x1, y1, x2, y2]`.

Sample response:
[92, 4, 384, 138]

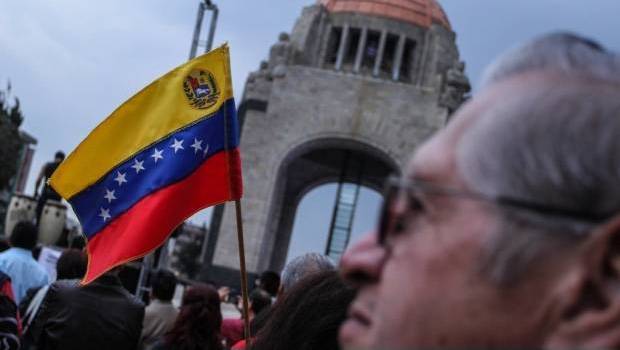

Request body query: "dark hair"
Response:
[151, 269, 177, 301]
[69, 235, 86, 250]
[165, 284, 223, 350]
[10, 221, 38, 250]
[56, 248, 87, 280]
[0, 239, 9, 253]
[54, 151, 65, 161]
[252, 270, 355, 350]
[258, 271, 280, 296]
[250, 288, 272, 315]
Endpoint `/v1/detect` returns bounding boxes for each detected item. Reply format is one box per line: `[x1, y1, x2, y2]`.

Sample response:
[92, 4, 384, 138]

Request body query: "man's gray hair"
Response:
[458, 77, 620, 285]
[457, 32, 620, 284]
[281, 253, 335, 292]
[481, 32, 620, 87]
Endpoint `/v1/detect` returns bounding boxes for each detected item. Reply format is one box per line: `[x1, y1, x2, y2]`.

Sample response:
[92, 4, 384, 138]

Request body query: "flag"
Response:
[50, 44, 242, 284]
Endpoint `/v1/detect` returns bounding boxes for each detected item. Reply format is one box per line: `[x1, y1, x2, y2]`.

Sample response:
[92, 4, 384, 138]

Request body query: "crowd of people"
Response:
[0, 30, 619, 349]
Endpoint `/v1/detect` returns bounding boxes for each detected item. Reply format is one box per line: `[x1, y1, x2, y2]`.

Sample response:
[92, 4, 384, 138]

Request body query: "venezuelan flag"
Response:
[50, 44, 242, 284]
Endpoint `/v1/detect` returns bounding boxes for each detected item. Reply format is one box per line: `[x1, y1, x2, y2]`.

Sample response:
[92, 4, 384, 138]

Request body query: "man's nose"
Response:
[339, 231, 387, 287]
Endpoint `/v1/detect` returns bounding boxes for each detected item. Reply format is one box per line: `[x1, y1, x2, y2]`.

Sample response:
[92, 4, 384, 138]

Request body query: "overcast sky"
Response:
[2, 0, 619, 262]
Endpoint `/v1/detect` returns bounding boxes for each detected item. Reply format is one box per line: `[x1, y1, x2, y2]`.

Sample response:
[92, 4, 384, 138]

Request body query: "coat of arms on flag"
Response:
[183, 69, 220, 109]
[50, 44, 242, 284]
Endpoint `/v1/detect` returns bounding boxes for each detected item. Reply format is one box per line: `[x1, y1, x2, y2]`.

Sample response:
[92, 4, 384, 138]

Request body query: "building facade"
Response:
[204, 0, 470, 284]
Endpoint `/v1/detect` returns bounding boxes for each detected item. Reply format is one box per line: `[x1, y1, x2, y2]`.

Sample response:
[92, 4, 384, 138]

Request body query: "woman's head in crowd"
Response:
[165, 284, 222, 350]
[252, 270, 355, 350]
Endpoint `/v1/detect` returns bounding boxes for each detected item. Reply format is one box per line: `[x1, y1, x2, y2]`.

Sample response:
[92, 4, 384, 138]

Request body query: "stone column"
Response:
[353, 27, 368, 73]
[335, 24, 349, 71]
[392, 34, 406, 81]
[373, 29, 387, 76]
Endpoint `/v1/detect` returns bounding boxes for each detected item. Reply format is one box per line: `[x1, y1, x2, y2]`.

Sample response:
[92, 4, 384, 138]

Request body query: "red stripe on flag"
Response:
[83, 149, 242, 284]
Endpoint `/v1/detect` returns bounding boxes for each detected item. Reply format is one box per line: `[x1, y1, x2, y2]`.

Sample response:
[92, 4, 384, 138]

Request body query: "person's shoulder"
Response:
[54, 279, 80, 288]
[47, 279, 80, 295]
[0, 250, 12, 261]
[104, 283, 144, 309]
[30, 260, 50, 282]
[120, 289, 145, 310]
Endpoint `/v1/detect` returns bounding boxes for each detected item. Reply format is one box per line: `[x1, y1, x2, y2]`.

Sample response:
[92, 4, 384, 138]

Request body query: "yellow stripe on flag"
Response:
[50, 44, 234, 199]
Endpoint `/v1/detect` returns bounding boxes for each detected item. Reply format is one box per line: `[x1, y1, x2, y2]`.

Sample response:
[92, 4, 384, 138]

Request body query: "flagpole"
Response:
[234, 199, 252, 347]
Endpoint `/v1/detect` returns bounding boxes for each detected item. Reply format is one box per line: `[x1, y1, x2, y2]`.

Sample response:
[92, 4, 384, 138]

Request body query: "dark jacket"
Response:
[31, 274, 144, 350]
[0, 272, 19, 350]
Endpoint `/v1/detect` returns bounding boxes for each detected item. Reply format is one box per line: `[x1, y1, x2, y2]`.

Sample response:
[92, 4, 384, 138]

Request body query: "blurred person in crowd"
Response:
[31, 267, 144, 350]
[252, 270, 354, 350]
[0, 221, 49, 304]
[222, 288, 271, 347]
[279, 253, 334, 296]
[54, 248, 88, 281]
[339, 33, 620, 349]
[152, 284, 222, 350]
[69, 235, 86, 250]
[255, 271, 280, 299]
[34, 151, 65, 226]
[0, 271, 19, 350]
[141, 269, 179, 350]
[20, 248, 87, 346]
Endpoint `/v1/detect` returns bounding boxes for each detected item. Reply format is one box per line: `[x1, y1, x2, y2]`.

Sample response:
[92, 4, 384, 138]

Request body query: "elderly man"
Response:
[339, 33, 620, 349]
[280, 253, 334, 295]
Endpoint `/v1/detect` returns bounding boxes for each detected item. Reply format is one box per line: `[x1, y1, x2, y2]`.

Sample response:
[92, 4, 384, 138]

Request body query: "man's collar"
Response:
[9, 247, 33, 256]
[92, 273, 123, 286]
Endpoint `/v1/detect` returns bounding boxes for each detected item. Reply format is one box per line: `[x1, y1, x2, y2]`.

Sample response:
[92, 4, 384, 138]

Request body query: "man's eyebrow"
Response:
[410, 170, 433, 183]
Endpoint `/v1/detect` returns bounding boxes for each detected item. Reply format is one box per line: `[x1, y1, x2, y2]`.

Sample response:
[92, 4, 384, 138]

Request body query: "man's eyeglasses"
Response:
[377, 176, 607, 246]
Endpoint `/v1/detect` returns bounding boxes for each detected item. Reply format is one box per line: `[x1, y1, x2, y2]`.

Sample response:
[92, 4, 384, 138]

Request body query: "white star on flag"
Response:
[202, 144, 210, 157]
[191, 138, 203, 154]
[104, 189, 117, 203]
[170, 138, 184, 153]
[131, 159, 145, 174]
[151, 148, 164, 163]
[114, 171, 127, 186]
[99, 207, 111, 222]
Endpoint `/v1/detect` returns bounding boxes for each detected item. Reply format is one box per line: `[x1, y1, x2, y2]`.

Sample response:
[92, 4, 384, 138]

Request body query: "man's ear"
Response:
[545, 214, 620, 349]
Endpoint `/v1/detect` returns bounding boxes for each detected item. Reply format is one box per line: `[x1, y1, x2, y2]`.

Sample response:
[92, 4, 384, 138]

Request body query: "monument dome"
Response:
[318, 0, 451, 29]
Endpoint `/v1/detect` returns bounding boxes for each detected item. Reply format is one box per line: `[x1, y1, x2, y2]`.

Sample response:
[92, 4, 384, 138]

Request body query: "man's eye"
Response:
[409, 194, 425, 211]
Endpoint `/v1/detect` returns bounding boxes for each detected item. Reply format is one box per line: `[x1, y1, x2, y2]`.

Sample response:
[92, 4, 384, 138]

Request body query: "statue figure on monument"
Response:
[269, 32, 293, 78]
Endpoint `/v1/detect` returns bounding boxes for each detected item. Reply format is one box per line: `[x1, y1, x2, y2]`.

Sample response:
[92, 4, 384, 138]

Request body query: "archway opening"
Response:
[261, 138, 397, 272]
[285, 183, 382, 265]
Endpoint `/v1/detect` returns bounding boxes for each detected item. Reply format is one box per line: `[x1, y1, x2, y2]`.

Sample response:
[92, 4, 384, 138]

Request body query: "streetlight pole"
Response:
[189, 0, 219, 60]
[190, 0, 221, 266]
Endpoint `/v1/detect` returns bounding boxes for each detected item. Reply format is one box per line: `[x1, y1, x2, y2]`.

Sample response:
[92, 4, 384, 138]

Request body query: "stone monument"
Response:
[204, 0, 470, 285]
